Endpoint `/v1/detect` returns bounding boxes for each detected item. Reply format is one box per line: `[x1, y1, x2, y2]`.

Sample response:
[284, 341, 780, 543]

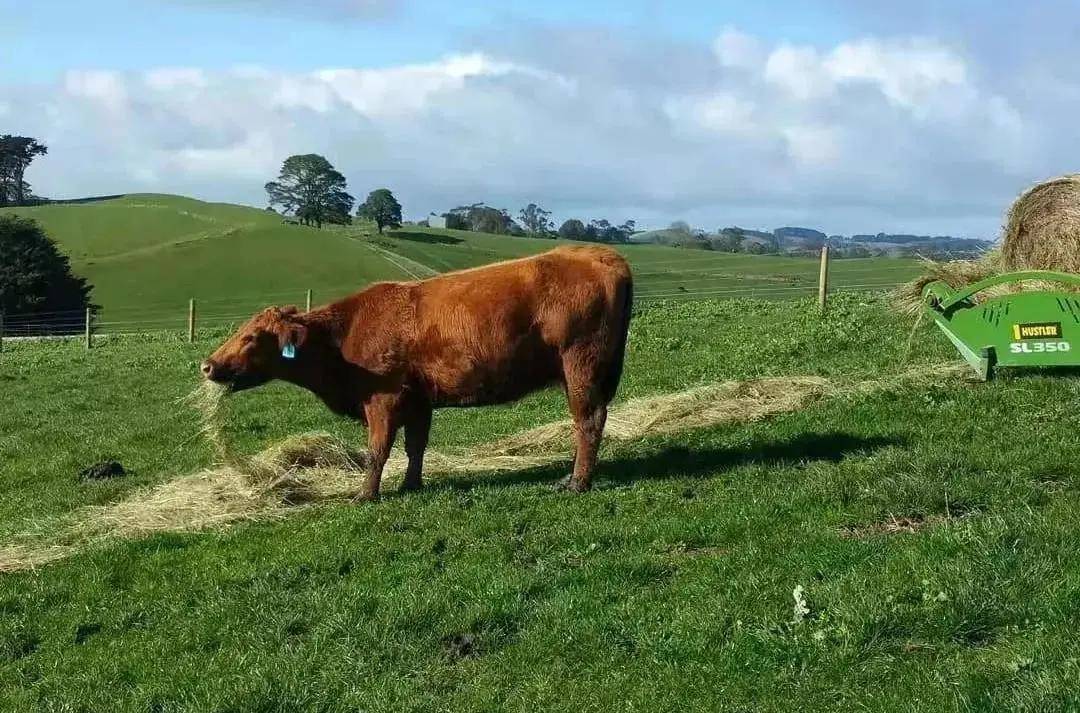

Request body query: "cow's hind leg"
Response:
[561, 348, 611, 493]
[401, 403, 432, 493]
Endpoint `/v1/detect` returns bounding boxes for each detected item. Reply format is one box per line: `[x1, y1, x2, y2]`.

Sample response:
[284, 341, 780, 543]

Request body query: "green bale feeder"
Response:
[922, 271, 1080, 380]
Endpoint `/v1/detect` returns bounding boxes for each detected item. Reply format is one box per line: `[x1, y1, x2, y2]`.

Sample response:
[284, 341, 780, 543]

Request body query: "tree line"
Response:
[428, 202, 636, 244]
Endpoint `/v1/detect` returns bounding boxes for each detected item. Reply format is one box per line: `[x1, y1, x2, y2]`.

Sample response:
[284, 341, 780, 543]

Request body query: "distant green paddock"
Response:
[4, 195, 924, 334]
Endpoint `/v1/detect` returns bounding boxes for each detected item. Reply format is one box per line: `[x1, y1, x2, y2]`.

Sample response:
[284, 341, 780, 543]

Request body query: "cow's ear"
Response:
[278, 321, 308, 351]
[278, 305, 300, 317]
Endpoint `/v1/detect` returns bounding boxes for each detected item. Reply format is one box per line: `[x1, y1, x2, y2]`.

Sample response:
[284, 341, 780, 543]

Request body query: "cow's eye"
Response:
[241, 335, 254, 345]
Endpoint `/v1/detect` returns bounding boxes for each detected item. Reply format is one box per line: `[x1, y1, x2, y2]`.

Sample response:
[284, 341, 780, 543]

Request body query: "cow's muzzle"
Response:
[201, 360, 234, 384]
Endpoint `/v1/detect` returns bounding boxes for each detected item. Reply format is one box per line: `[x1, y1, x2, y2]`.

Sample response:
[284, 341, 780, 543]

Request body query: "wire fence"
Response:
[0, 249, 915, 344]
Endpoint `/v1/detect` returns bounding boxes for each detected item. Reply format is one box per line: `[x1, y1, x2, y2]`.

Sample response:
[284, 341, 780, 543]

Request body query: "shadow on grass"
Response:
[432, 431, 904, 492]
[995, 365, 1080, 380]
[391, 230, 464, 245]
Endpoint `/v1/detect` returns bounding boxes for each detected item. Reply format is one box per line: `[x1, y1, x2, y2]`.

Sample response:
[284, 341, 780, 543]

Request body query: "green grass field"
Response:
[5, 195, 923, 333]
[3, 294, 1080, 711]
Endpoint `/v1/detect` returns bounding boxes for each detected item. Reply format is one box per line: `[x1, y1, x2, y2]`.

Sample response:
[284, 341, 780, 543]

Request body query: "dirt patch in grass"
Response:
[840, 513, 947, 538]
[442, 633, 479, 661]
[78, 460, 127, 482]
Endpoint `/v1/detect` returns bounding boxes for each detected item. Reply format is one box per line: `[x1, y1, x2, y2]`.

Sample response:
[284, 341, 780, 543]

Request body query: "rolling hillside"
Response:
[8, 195, 410, 330]
[6, 195, 925, 332]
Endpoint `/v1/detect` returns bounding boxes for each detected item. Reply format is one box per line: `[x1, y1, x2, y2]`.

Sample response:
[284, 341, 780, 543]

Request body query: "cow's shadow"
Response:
[391, 230, 464, 245]
[428, 431, 903, 492]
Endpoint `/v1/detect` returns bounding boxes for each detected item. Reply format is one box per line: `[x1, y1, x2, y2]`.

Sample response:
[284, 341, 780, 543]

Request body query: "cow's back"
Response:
[403, 246, 632, 406]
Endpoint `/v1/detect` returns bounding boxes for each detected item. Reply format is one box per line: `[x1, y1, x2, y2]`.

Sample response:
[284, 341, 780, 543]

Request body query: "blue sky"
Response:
[3, 0, 862, 81]
[2, 1, 1077, 237]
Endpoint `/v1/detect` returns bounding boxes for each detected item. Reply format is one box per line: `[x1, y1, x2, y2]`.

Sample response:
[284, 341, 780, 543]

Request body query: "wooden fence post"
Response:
[188, 299, 196, 343]
[85, 308, 92, 350]
[818, 245, 830, 312]
[305, 289, 312, 313]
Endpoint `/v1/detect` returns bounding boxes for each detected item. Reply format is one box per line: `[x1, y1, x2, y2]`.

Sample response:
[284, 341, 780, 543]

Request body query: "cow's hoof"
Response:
[351, 491, 380, 504]
[398, 481, 423, 494]
[552, 475, 590, 493]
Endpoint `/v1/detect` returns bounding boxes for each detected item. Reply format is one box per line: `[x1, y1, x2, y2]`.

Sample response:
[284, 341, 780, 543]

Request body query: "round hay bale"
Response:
[1001, 174, 1080, 273]
[893, 174, 1080, 314]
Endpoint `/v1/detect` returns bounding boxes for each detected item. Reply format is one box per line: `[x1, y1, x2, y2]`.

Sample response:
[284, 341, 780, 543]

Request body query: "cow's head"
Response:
[201, 306, 308, 391]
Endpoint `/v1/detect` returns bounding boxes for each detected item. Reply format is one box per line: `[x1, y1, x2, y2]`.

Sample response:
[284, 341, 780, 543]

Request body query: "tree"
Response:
[357, 188, 403, 234]
[0, 215, 93, 327]
[518, 203, 554, 237]
[445, 203, 518, 234]
[711, 229, 745, 253]
[588, 219, 612, 242]
[558, 218, 587, 241]
[0, 136, 48, 207]
[265, 154, 353, 229]
[669, 220, 693, 236]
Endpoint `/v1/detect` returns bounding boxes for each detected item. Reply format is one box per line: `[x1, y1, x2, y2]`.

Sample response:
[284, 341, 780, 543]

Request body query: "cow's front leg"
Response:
[356, 396, 401, 502]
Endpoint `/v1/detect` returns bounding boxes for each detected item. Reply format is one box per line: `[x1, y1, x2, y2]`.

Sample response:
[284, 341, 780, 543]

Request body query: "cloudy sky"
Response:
[2, 1, 1078, 237]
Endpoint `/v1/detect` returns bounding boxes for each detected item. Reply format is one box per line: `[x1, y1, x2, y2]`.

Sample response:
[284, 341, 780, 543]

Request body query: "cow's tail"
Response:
[602, 273, 634, 403]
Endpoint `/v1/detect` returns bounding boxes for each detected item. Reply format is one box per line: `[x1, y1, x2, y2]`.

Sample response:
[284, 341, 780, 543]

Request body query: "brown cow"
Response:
[201, 245, 633, 499]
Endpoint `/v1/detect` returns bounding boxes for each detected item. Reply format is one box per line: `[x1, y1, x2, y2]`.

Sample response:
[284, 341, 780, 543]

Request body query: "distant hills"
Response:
[631, 224, 993, 258]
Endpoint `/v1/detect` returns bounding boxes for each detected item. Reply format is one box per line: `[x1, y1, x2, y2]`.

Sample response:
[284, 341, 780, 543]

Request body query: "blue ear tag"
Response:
[281, 343, 297, 360]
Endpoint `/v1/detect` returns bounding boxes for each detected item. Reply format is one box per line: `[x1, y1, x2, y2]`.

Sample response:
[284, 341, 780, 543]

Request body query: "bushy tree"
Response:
[0, 215, 93, 320]
[559, 217, 634, 243]
[445, 203, 518, 234]
[0, 136, 48, 207]
[265, 154, 354, 229]
[357, 188, 403, 234]
[669, 220, 693, 236]
[518, 203, 554, 237]
[558, 218, 587, 241]
[711, 230, 745, 253]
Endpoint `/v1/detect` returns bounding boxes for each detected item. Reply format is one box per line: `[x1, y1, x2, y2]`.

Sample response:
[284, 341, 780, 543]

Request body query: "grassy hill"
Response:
[2, 295, 1078, 710]
[8, 195, 411, 330]
[6, 195, 924, 332]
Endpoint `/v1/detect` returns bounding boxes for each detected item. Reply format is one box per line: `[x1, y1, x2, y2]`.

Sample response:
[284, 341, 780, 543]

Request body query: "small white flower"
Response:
[793, 585, 810, 623]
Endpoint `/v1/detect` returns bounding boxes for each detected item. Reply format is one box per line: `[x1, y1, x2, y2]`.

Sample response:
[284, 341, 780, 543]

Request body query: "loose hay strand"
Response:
[184, 380, 233, 463]
[892, 254, 1003, 315]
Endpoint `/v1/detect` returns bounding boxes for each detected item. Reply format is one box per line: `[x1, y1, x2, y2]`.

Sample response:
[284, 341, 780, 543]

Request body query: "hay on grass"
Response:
[0, 544, 77, 573]
[489, 377, 832, 455]
[0, 367, 968, 573]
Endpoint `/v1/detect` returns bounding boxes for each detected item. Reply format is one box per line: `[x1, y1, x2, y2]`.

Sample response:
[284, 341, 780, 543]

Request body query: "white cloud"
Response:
[145, 68, 208, 92]
[63, 70, 128, 114]
[713, 27, 765, 70]
[765, 45, 831, 100]
[782, 125, 840, 167]
[763, 37, 969, 111]
[3, 25, 1070, 237]
[166, 129, 279, 179]
[824, 38, 966, 108]
[665, 93, 757, 136]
